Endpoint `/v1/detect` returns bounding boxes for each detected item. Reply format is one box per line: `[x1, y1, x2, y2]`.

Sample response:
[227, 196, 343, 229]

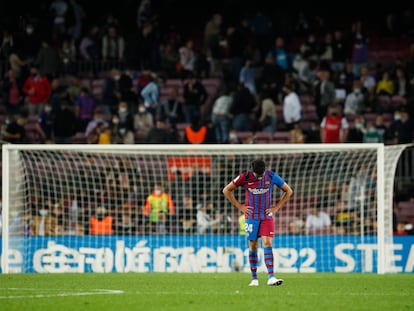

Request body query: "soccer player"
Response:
[223, 158, 293, 286]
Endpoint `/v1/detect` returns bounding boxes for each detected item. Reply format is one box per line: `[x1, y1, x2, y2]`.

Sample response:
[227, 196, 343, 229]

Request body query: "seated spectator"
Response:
[34, 103, 54, 143]
[145, 118, 172, 143]
[196, 201, 222, 234]
[53, 100, 77, 144]
[90, 206, 113, 235]
[30, 203, 58, 236]
[183, 117, 207, 144]
[134, 101, 154, 140]
[2, 112, 28, 144]
[305, 204, 332, 235]
[290, 123, 305, 143]
[74, 86, 97, 132]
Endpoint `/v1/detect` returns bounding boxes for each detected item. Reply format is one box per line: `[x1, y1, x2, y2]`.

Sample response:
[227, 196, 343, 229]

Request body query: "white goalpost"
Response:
[1, 143, 410, 274]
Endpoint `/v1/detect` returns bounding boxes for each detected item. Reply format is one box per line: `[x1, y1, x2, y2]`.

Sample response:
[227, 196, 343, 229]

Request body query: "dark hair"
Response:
[251, 159, 266, 175]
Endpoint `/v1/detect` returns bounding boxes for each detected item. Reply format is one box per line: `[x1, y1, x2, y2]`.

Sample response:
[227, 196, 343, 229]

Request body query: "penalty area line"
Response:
[0, 289, 124, 299]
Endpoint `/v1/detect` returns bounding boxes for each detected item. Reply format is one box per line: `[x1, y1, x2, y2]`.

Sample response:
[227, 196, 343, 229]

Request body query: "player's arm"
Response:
[266, 182, 293, 214]
[222, 181, 252, 215]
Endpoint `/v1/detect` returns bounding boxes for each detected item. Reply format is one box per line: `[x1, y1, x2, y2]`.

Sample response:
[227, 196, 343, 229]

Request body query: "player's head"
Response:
[251, 159, 266, 176]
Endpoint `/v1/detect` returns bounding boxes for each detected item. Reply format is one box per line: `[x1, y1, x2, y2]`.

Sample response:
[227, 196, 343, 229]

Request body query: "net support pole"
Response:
[1, 144, 10, 274]
[376, 143, 386, 274]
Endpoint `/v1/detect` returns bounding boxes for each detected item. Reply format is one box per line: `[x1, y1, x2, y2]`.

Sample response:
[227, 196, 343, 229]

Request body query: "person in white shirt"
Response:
[196, 201, 222, 234]
[305, 205, 332, 235]
[282, 82, 302, 130]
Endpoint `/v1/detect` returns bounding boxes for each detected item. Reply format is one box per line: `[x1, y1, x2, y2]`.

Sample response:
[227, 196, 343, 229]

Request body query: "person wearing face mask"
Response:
[2, 112, 28, 143]
[34, 103, 55, 143]
[30, 204, 58, 236]
[134, 101, 154, 140]
[22, 65, 52, 117]
[115, 101, 134, 144]
[343, 80, 364, 115]
[143, 184, 175, 234]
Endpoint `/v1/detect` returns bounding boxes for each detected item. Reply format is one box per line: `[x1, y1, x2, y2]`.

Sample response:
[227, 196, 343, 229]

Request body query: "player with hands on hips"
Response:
[223, 158, 293, 286]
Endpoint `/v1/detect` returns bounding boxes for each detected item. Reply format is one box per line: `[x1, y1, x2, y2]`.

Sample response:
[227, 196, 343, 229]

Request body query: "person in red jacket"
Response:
[22, 65, 52, 117]
[320, 104, 349, 143]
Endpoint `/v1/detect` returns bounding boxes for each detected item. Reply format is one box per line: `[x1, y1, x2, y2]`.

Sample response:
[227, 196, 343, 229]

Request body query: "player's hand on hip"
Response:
[239, 205, 252, 215]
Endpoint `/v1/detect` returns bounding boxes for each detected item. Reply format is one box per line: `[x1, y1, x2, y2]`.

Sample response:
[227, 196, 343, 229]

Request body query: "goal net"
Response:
[1, 143, 409, 274]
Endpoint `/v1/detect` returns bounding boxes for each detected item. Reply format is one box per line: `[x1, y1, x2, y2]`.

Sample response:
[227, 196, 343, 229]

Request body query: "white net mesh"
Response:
[1, 144, 409, 273]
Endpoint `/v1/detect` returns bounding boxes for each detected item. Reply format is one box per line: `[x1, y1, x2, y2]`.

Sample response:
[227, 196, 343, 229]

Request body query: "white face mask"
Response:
[139, 107, 146, 113]
[119, 107, 127, 113]
[39, 210, 48, 216]
[154, 190, 162, 195]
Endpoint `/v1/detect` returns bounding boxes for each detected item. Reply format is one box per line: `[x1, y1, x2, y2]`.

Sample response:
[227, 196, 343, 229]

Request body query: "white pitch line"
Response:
[0, 289, 124, 299]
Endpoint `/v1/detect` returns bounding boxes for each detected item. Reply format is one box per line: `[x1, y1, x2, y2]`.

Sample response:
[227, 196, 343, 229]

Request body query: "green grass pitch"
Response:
[1, 273, 413, 311]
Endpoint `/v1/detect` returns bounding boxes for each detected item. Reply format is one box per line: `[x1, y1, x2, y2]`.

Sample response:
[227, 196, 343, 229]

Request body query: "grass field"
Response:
[1, 273, 413, 311]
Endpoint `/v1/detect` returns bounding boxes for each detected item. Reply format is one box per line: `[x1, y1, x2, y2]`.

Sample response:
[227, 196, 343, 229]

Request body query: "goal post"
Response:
[1, 143, 411, 274]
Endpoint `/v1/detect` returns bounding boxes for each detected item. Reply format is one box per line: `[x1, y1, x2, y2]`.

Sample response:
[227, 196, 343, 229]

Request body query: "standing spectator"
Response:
[320, 104, 349, 143]
[239, 58, 256, 97]
[282, 82, 302, 131]
[101, 25, 125, 67]
[331, 30, 349, 73]
[34, 38, 61, 80]
[178, 39, 196, 79]
[313, 68, 336, 121]
[2, 68, 24, 116]
[143, 183, 175, 234]
[8, 46, 30, 83]
[230, 82, 256, 132]
[79, 25, 101, 77]
[211, 88, 233, 143]
[49, 0, 69, 42]
[257, 97, 277, 133]
[266, 36, 293, 73]
[53, 100, 77, 144]
[140, 73, 163, 121]
[203, 13, 223, 75]
[22, 65, 52, 117]
[67, 0, 86, 41]
[182, 73, 208, 124]
[16, 22, 41, 62]
[74, 87, 96, 132]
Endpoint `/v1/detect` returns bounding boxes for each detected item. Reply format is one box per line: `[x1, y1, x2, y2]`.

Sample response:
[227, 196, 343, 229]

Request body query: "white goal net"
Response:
[1, 143, 409, 274]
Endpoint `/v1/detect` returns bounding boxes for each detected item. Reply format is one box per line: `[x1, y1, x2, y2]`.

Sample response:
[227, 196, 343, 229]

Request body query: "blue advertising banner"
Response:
[1, 236, 413, 273]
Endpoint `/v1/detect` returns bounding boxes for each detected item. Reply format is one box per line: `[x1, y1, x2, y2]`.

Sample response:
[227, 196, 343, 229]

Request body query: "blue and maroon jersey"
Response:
[232, 170, 285, 220]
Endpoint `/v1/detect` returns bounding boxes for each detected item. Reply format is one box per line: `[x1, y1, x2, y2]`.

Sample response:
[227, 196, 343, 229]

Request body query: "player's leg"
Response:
[260, 219, 283, 286]
[246, 219, 260, 286]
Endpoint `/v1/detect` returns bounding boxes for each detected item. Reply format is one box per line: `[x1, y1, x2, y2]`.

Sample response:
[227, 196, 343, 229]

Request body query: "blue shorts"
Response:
[245, 218, 275, 240]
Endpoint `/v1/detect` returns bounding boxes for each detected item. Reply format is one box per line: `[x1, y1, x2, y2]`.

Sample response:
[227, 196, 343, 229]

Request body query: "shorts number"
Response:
[244, 223, 253, 233]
